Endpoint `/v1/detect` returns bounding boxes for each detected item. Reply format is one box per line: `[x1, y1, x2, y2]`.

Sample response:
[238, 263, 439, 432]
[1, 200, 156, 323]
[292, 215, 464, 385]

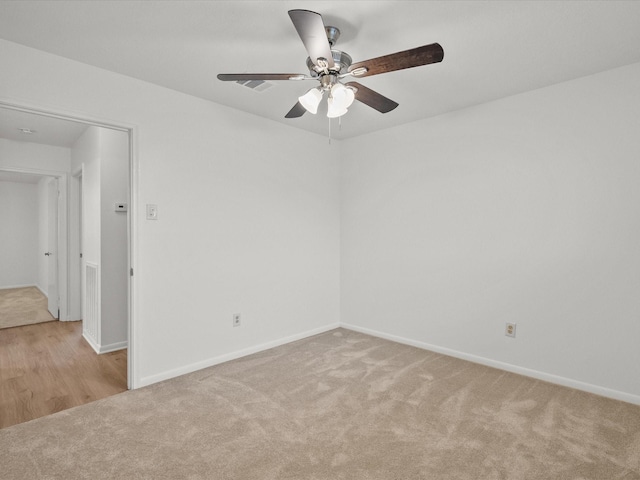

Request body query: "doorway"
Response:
[0, 101, 136, 390]
[0, 171, 59, 328]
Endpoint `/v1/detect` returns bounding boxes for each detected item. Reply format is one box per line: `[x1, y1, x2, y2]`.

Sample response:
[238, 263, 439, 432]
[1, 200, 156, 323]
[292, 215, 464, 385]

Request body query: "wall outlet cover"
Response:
[146, 204, 158, 220]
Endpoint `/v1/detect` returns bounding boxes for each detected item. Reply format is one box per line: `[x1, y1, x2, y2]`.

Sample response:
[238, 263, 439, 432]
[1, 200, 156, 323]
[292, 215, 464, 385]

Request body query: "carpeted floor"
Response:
[0, 286, 55, 329]
[1, 328, 639, 479]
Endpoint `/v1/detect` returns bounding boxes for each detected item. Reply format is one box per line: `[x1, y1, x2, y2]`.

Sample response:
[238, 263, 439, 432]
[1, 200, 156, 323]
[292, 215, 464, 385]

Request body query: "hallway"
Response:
[0, 286, 55, 330]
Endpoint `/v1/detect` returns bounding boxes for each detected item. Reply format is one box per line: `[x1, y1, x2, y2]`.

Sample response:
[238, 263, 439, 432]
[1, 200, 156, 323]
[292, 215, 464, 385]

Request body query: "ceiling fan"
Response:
[217, 9, 444, 119]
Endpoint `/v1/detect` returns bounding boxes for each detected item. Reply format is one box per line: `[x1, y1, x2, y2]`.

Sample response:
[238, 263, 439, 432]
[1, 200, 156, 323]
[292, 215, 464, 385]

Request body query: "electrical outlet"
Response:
[146, 204, 158, 220]
[505, 323, 516, 338]
[232, 313, 241, 327]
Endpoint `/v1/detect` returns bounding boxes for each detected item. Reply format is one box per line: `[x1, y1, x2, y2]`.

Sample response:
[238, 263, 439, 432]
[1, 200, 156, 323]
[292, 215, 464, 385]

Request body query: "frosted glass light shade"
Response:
[327, 83, 355, 118]
[331, 84, 355, 110]
[327, 97, 349, 118]
[298, 88, 323, 114]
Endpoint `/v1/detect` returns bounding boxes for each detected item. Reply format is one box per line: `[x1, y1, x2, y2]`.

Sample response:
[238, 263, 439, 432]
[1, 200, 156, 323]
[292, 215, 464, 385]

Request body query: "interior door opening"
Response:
[0, 101, 136, 392]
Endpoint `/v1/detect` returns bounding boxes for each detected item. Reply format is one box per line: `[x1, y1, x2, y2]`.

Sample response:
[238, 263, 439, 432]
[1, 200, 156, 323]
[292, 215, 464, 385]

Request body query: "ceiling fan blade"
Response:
[347, 43, 444, 78]
[285, 101, 307, 119]
[345, 82, 399, 113]
[288, 9, 335, 69]
[217, 73, 307, 81]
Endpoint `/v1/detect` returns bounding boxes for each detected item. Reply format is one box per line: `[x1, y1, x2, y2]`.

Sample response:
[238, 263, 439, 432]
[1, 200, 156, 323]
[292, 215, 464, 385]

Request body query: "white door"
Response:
[47, 178, 59, 319]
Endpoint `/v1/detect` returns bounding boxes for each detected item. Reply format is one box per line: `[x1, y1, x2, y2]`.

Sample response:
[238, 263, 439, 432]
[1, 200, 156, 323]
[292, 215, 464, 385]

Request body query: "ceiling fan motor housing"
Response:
[307, 49, 352, 76]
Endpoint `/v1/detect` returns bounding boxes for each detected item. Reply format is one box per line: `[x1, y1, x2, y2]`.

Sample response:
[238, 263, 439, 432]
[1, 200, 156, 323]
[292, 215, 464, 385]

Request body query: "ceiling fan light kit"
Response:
[217, 9, 444, 122]
[326, 83, 355, 118]
[299, 87, 323, 114]
[298, 78, 357, 118]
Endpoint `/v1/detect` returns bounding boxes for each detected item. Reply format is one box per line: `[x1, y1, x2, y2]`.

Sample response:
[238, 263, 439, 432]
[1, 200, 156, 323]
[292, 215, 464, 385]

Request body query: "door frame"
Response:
[69, 169, 83, 323]
[0, 99, 139, 390]
[46, 176, 59, 318]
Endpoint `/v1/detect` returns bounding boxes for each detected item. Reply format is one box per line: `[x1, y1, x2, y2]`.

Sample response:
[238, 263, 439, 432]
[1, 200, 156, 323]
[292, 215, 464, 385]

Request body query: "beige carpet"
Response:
[0, 286, 55, 330]
[1, 328, 639, 479]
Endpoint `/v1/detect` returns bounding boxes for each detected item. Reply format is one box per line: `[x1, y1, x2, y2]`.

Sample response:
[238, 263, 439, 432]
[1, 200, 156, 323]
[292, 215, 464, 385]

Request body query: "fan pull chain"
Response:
[327, 117, 345, 144]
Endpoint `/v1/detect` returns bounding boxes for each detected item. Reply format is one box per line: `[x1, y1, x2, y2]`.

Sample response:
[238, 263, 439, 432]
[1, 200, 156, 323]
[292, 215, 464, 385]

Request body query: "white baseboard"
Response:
[139, 323, 340, 388]
[99, 341, 127, 354]
[340, 323, 640, 406]
[82, 332, 100, 354]
[35, 284, 47, 296]
[0, 283, 38, 291]
[82, 333, 127, 354]
[135, 320, 640, 405]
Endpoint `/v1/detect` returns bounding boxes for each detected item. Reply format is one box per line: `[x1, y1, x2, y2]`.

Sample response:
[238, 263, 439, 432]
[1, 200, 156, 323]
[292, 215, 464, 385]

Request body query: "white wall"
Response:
[0, 138, 70, 173]
[0, 39, 341, 388]
[98, 128, 129, 348]
[0, 180, 38, 289]
[71, 126, 129, 351]
[341, 63, 640, 403]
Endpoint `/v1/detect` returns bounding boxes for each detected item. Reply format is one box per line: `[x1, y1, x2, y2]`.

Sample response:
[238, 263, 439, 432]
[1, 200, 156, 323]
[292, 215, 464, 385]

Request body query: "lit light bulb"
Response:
[298, 88, 323, 114]
[327, 97, 348, 118]
[327, 83, 355, 118]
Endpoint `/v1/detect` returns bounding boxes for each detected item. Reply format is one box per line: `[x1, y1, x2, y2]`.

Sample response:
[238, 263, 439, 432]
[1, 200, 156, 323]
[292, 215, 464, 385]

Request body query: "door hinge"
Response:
[130, 268, 134, 276]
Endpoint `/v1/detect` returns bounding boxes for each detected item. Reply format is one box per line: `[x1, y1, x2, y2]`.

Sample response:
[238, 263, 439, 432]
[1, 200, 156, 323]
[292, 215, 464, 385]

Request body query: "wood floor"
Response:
[0, 320, 127, 429]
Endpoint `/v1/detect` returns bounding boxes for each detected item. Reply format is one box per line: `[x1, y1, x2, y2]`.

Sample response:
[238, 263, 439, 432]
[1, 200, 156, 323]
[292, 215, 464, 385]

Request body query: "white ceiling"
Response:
[0, 108, 88, 148]
[0, 109, 77, 184]
[0, 1, 640, 140]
